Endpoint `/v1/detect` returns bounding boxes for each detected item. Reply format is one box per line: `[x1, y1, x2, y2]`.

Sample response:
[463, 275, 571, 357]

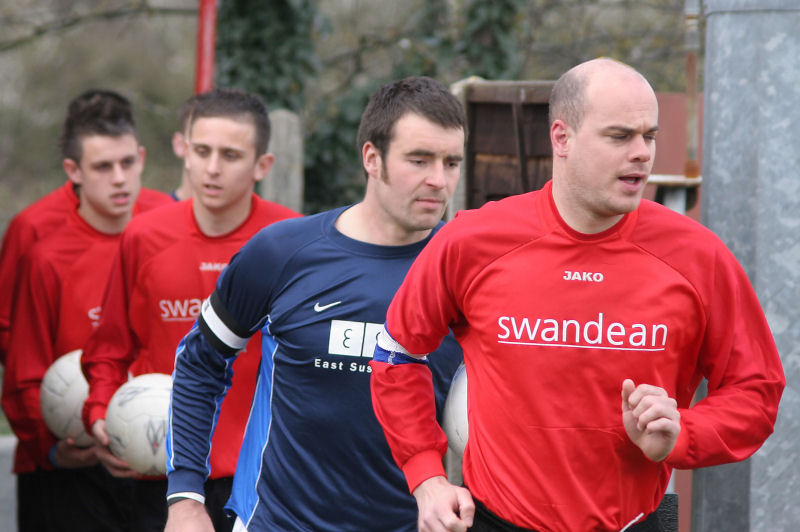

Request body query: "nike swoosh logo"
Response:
[314, 301, 342, 312]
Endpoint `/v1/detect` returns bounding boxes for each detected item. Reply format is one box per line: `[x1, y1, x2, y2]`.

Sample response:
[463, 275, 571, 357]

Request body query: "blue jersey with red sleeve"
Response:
[166, 207, 462, 531]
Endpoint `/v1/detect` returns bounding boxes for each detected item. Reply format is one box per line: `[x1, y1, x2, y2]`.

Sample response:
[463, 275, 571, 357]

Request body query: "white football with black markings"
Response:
[105, 373, 172, 475]
[40, 349, 94, 447]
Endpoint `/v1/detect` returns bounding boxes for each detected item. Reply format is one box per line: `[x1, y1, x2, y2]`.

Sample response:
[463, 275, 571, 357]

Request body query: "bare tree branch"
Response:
[0, 4, 196, 53]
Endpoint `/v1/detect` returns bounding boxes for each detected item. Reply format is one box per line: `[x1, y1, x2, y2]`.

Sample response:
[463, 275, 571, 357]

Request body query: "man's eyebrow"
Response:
[220, 146, 246, 153]
[90, 154, 135, 167]
[404, 149, 435, 157]
[405, 149, 464, 161]
[603, 125, 660, 134]
[190, 141, 246, 152]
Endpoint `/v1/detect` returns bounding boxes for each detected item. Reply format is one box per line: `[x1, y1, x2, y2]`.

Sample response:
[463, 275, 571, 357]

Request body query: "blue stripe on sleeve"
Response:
[373, 325, 428, 365]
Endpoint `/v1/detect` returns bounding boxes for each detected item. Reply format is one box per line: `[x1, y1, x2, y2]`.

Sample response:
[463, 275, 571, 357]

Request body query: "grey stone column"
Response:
[259, 109, 304, 213]
[697, 1, 800, 530]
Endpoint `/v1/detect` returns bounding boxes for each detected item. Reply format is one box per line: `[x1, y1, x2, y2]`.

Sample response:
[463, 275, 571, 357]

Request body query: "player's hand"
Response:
[621, 379, 681, 462]
[413, 475, 475, 532]
[164, 498, 214, 532]
[91, 419, 138, 478]
[51, 438, 99, 468]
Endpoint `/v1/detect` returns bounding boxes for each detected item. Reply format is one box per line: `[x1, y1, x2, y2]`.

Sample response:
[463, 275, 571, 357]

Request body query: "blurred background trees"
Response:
[0, 0, 197, 224]
[0, 0, 696, 225]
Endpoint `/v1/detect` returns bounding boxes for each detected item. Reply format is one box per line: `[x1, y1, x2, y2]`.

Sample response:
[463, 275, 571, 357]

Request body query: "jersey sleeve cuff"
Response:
[664, 419, 690, 466]
[167, 468, 207, 500]
[39, 432, 59, 470]
[48, 444, 62, 469]
[166, 491, 206, 506]
[83, 403, 108, 434]
[402, 449, 446, 494]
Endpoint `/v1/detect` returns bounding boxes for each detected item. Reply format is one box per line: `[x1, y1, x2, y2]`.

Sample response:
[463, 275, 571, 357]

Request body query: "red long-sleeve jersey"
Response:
[2, 210, 126, 472]
[81, 196, 299, 478]
[371, 180, 785, 531]
[0, 182, 170, 363]
[0, 182, 78, 364]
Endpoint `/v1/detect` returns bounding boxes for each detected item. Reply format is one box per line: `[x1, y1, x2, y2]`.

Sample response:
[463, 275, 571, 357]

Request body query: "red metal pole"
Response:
[684, 1, 700, 179]
[194, 0, 217, 94]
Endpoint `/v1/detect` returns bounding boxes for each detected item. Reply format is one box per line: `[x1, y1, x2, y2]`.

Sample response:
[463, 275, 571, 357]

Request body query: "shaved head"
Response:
[549, 58, 653, 131]
[548, 57, 659, 234]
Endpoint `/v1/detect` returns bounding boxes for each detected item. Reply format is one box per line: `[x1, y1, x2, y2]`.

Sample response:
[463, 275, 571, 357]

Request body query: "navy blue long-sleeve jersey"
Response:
[166, 207, 462, 531]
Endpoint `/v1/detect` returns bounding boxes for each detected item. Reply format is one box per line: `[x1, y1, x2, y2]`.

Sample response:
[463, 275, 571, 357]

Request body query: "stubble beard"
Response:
[380, 160, 449, 233]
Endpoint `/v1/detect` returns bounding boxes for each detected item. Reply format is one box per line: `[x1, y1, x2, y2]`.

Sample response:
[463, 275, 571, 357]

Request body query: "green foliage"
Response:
[304, 0, 458, 213]
[457, 0, 526, 79]
[303, 81, 377, 213]
[217, 0, 332, 212]
[301, 0, 527, 212]
[213, 0, 688, 213]
[216, 0, 319, 113]
[392, 0, 456, 78]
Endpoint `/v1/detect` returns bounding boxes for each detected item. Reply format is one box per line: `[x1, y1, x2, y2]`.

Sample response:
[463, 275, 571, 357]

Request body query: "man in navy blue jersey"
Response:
[165, 76, 467, 532]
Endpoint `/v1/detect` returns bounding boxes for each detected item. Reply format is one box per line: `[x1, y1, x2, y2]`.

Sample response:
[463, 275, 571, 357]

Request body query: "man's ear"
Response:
[550, 119, 571, 159]
[171, 132, 186, 159]
[362, 141, 381, 180]
[63, 158, 82, 185]
[254, 152, 275, 183]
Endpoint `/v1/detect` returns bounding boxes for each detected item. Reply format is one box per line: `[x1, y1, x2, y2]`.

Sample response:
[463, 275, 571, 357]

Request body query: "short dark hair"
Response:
[356, 76, 466, 179]
[189, 88, 271, 156]
[59, 89, 138, 162]
[548, 67, 589, 130]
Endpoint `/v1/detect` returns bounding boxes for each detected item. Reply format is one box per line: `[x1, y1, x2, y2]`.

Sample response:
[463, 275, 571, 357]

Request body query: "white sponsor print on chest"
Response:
[312, 319, 382, 374]
[497, 312, 667, 351]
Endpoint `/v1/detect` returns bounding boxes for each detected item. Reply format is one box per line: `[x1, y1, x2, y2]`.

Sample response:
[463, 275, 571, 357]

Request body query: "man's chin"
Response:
[198, 195, 227, 210]
[409, 213, 446, 232]
[613, 193, 645, 213]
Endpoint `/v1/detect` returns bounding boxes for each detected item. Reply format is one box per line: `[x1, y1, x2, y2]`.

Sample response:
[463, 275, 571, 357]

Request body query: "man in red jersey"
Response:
[370, 58, 785, 532]
[1, 88, 170, 532]
[0, 90, 171, 365]
[80, 87, 299, 532]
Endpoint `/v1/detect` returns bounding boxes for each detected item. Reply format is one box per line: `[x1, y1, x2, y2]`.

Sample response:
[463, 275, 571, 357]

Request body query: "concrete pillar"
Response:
[696, 1, 800, 530]
[447, 77, 481, 218]
[0, 435, 17, 532]
[259, 109, 304, 213]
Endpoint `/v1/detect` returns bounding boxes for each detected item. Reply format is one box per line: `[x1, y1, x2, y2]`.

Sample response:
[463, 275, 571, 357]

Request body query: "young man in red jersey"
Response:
[80, 87, 299, 532]
[370, 58, 785, 532]
[1, 89, 170, 532]
[0, 90, 172, 365]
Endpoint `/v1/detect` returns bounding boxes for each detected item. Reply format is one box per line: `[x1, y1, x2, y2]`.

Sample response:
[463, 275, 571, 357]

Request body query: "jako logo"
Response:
[159, 298, 203, 321]
[563, 270, 604, 282]
[200, 262, 227, 272]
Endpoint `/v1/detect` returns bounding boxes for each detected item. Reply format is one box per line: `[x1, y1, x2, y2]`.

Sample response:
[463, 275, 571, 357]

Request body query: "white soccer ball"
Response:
[40, 349, 93, 447]
[105, 373, 172, 475]
[442, 365, 469, 456]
